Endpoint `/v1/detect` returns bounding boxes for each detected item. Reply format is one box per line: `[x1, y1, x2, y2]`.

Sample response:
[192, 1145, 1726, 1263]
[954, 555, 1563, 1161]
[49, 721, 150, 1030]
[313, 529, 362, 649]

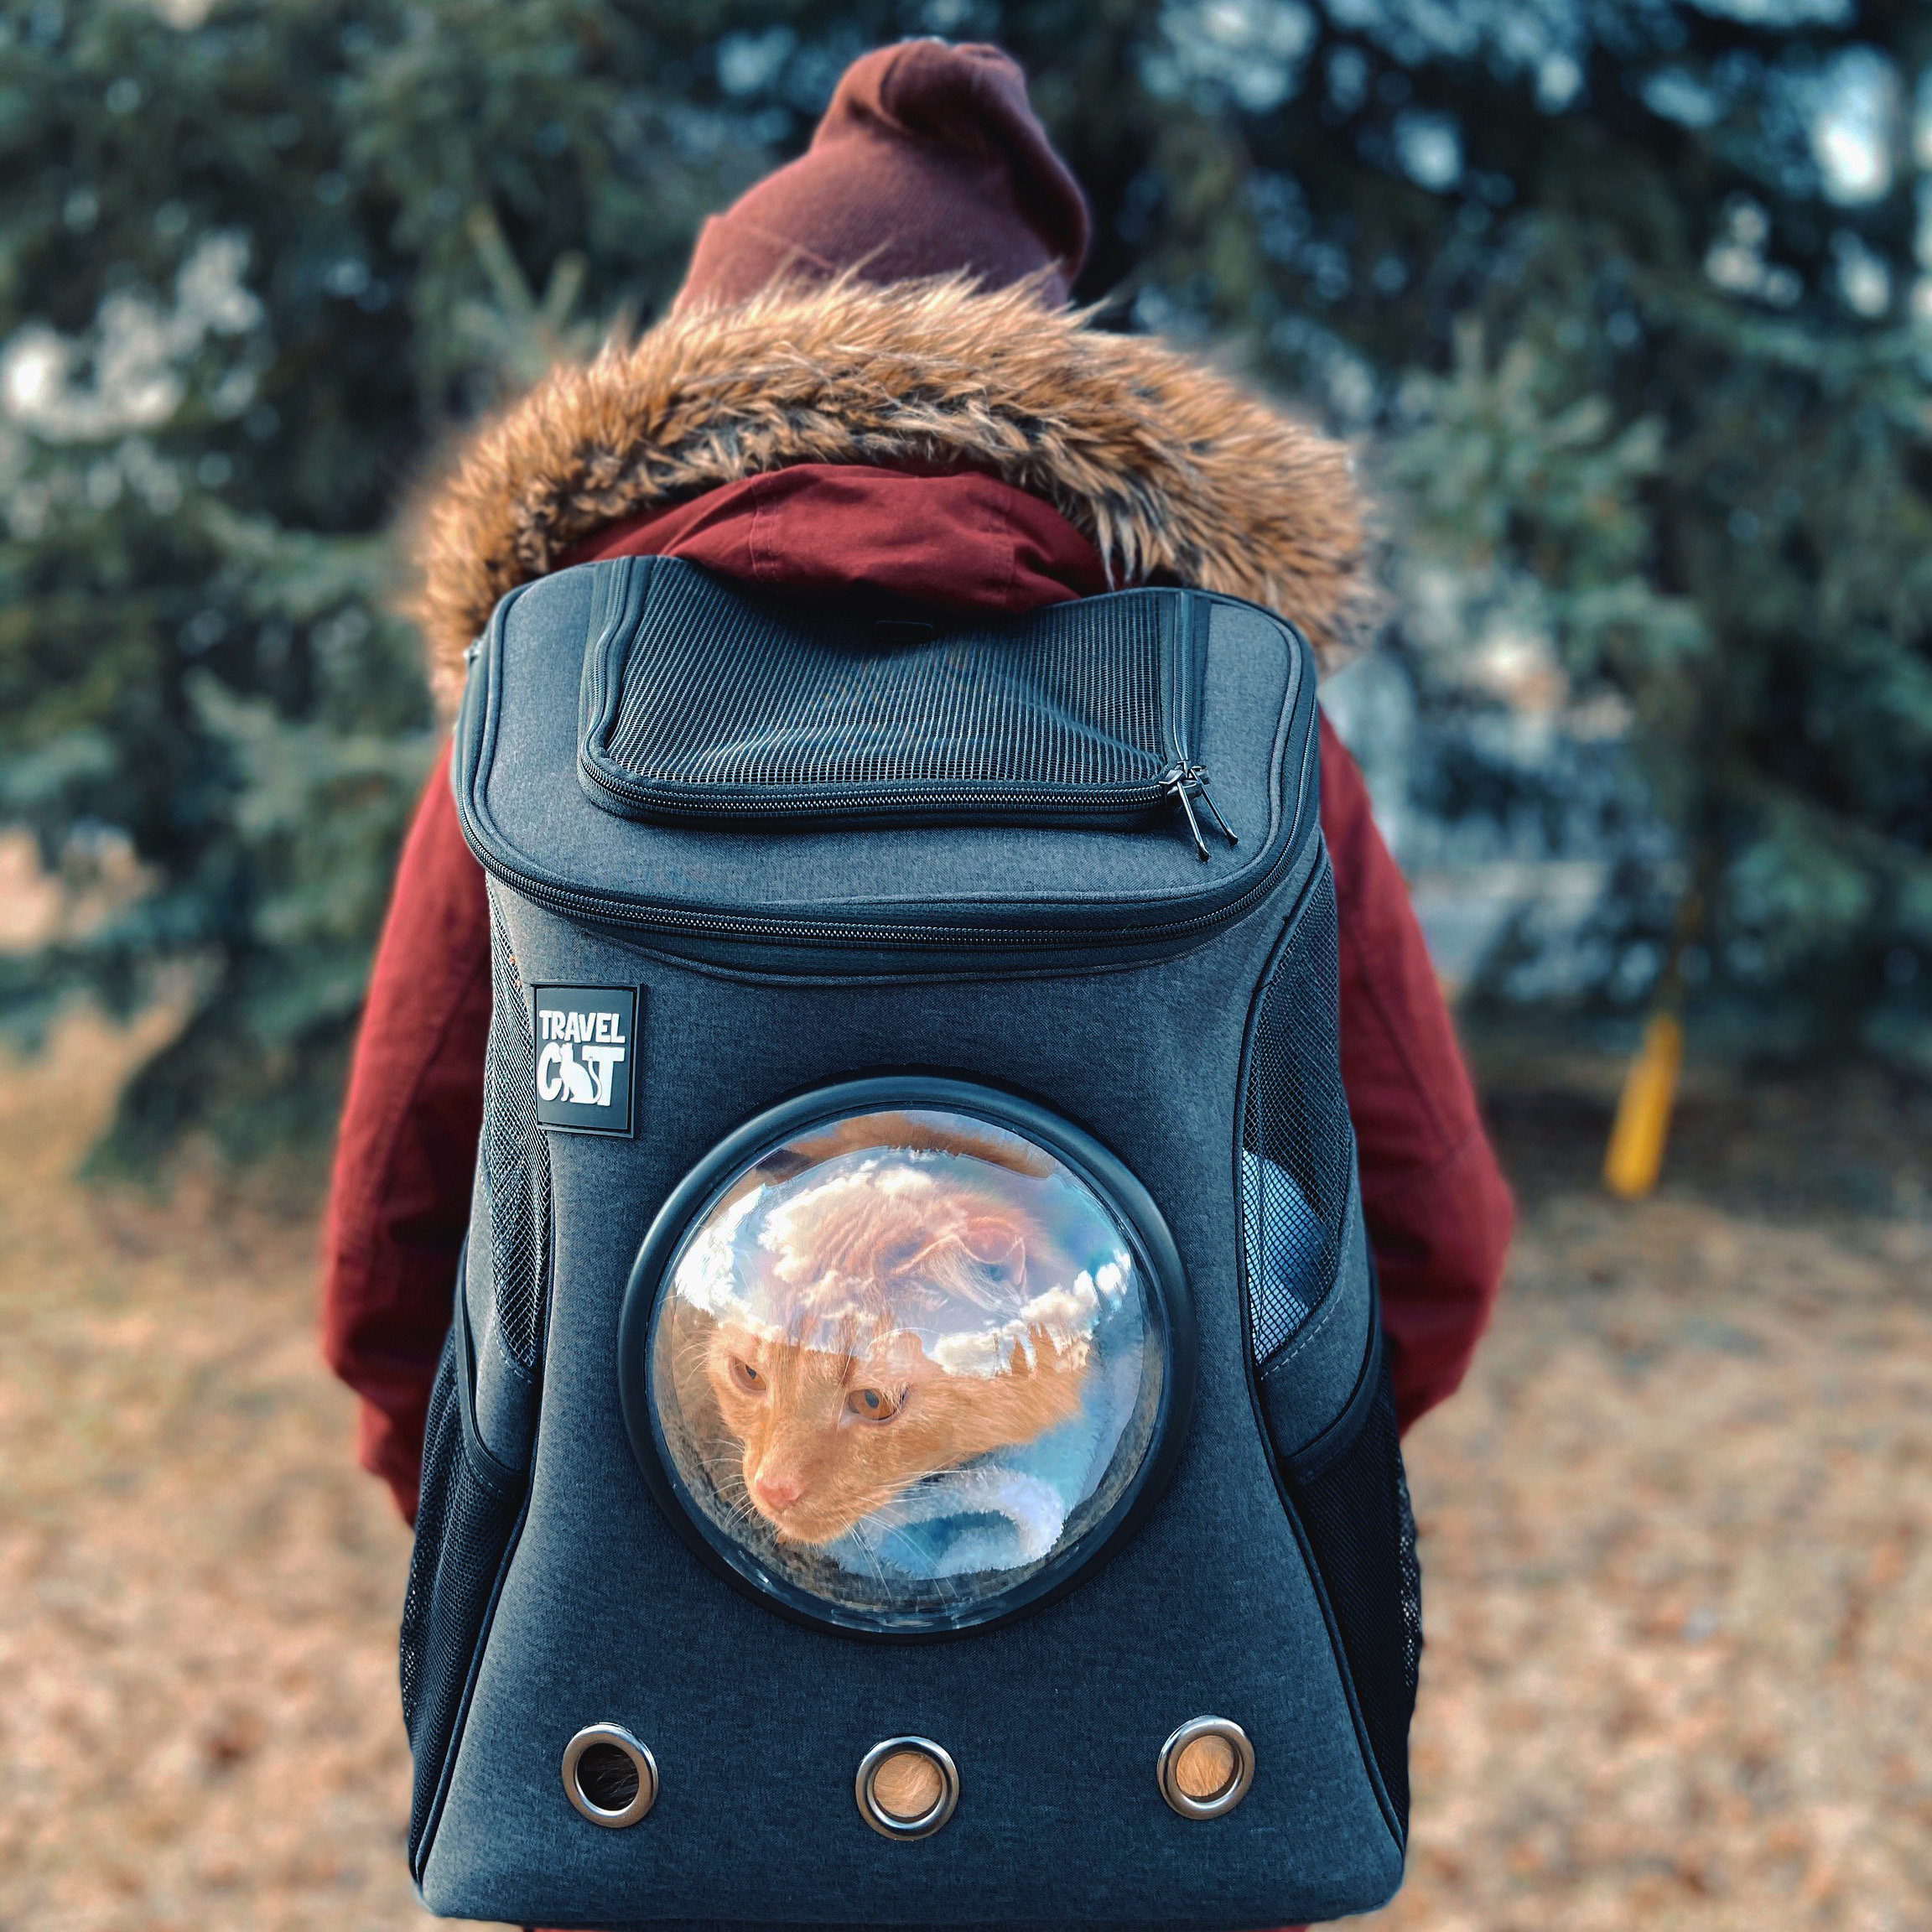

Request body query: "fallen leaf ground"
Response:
[2, 1014, 1926, 1931]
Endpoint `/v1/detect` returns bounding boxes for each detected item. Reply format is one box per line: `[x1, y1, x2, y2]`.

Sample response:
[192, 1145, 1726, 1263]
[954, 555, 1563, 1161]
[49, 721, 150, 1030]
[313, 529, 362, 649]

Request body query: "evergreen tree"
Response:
[2, 0, 1926, 1170]
[1119, 0, 1932, 1056]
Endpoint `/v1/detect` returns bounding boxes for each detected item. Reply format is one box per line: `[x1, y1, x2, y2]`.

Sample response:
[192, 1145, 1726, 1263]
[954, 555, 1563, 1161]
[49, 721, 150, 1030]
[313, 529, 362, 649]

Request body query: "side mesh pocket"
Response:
[399, 1322, 524, 1872]
[1289, 1345, 1422, 1837]
[1240, 858, 1353, 1363]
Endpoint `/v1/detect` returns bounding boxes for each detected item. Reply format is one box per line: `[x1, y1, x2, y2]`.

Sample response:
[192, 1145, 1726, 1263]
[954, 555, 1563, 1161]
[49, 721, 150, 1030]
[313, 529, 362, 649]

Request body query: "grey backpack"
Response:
[401, 553, 1420, 1929]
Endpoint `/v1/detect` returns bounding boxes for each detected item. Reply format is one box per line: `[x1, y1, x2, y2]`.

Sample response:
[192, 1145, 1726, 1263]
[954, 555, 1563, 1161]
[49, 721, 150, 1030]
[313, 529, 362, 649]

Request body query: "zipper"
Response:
[1155, 602, 1238, 860]
[466, 795, 1301, 954]
[579, 761, 1185, 828]
[469, 757, 1306, 954]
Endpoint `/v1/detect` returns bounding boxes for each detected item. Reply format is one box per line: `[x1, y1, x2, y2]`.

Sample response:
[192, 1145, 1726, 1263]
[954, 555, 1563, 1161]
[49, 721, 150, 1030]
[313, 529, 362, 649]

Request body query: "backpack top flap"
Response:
[454, 556, 1319, 969]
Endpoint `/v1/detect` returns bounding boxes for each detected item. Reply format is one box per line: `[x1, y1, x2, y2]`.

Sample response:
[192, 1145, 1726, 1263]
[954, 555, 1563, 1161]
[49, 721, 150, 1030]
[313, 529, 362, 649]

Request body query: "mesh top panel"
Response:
[602, 566, 1170, 792]
[1240, 862, 1354, 1365]
[483, 889, 550, 1369]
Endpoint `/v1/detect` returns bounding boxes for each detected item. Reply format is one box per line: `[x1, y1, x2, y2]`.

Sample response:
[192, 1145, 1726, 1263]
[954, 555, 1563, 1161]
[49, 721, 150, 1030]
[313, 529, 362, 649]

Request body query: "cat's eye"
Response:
[628, 1081, 1194, 1638]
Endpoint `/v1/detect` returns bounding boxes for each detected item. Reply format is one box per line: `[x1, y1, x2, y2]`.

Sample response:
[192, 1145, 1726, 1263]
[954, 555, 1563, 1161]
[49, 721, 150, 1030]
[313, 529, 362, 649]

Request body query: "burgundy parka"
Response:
[322, 463, 1514, 1525]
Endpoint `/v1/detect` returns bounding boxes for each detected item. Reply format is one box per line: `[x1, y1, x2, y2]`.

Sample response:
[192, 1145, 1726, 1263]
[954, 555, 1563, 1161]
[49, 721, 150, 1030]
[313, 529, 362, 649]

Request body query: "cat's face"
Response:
[701, 1176, 1089, 1546]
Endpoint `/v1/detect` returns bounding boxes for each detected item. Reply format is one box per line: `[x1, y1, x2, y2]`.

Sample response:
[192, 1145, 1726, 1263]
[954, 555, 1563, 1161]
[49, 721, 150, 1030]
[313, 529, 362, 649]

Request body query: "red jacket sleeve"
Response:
[1318, 714, 1514, 1431]
[321, 743, 492, 1524]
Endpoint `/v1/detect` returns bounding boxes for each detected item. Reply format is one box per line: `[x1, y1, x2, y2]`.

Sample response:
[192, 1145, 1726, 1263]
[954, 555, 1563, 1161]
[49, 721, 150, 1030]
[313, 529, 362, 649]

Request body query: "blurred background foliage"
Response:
[3, 0, 1929, 1166]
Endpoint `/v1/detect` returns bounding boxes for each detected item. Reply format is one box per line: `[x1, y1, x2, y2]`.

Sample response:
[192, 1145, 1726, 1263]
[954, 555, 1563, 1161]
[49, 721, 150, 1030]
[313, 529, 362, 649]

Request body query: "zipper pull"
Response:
[1161, 763, 1239, 860]
[1160, 763, 1211, 860]
[1187, 765, 1240, 849]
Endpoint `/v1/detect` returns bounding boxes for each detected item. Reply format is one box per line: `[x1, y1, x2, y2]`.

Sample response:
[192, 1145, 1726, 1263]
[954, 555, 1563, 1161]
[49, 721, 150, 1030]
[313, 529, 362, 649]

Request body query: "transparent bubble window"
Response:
[621, 1083, 1192, 1637]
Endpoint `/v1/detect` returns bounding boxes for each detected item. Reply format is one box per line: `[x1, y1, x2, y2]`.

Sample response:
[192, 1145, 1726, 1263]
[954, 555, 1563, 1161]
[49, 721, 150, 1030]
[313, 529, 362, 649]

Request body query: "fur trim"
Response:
[408, 276, 1370, 682]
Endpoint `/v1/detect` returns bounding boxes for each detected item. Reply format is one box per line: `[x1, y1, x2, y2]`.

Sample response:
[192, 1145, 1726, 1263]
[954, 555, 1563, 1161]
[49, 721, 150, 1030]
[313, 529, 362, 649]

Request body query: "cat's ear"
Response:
[960, 1218, 1026, 1292]
[751, 1147, 813, 1184]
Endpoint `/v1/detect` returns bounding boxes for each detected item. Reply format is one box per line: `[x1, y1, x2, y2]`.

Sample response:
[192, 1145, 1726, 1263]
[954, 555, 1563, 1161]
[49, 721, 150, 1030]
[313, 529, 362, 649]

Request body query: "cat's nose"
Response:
[754, 1472, 804, 1514]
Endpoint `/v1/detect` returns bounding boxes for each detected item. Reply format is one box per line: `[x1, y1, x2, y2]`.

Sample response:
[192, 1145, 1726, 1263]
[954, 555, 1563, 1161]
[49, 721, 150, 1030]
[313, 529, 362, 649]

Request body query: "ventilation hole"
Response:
[855, 1737, 958, 1840]
[562, 1726, 657, 1828]
[484, 887, 552, 1372]
[1171, 1732, 1237, 1802]
[871, 1749, 945, 1821]
[1157, 1718, 1254, 1820]
[575, 1742, 641, 1812]
[870, 618, 937, 645]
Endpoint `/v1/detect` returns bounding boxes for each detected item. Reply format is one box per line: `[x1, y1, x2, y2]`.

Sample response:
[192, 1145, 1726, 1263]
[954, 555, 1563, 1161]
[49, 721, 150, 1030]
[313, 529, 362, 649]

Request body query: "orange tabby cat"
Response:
[700, 1150, 1091, 1548]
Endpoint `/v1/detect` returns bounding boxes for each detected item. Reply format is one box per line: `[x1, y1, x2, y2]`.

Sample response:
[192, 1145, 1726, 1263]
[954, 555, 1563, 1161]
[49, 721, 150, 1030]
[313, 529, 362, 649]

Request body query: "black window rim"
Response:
[615, 1074, 1197, 1642]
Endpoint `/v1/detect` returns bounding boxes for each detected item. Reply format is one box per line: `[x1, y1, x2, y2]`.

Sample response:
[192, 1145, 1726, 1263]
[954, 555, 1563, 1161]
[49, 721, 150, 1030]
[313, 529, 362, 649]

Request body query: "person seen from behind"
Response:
[322, 38, 1514, 1924]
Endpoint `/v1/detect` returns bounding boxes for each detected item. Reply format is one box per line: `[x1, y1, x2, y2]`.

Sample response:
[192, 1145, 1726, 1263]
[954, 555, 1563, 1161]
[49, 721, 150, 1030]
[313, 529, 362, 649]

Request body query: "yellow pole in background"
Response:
[1602, 892, 1698, 1202]
[1602, 1009, 1683, 1199]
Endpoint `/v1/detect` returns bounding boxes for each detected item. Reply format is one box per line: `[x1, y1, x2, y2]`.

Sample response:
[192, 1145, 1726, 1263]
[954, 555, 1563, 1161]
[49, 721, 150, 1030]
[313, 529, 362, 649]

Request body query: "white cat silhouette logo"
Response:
[537, 1008, 626, 1107]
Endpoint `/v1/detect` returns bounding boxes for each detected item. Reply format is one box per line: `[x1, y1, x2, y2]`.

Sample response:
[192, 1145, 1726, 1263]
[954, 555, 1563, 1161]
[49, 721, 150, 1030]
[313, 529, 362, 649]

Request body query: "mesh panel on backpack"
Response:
[604, 564, 1170, 792]
[1291, 1353, 1423, 1837]
[398, 1331, 523, 1866]
[1239, 861, 1354, 1363]
[483, 889, 550, 1369]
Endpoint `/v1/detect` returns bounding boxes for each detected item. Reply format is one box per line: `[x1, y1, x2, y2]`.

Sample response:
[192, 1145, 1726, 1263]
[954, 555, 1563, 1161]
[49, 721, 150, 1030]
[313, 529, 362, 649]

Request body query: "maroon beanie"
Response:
[677, 39, 1089, 310]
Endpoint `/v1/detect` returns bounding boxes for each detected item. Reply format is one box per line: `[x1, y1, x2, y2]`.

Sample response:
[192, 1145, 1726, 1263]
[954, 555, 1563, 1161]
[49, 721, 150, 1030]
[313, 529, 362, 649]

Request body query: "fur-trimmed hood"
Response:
[409, 276, 1370, 682]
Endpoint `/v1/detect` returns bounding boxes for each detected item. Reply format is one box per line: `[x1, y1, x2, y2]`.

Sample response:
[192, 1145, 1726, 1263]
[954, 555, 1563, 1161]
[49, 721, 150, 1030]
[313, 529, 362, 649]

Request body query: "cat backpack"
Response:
[402, 553, 1421, 1929]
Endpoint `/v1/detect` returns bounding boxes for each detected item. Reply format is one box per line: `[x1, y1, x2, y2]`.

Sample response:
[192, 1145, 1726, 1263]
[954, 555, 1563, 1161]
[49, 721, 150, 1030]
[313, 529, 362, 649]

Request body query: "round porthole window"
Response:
[618, 1078, 1194, 1638]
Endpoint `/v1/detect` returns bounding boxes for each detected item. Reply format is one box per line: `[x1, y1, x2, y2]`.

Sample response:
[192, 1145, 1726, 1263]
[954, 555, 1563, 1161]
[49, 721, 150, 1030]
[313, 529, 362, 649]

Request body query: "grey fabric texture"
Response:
[418, 563, 1404, 1927]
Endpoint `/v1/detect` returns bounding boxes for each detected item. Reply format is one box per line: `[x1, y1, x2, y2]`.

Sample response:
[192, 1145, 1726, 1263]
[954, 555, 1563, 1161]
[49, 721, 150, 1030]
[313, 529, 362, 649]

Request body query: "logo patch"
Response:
[532, 985, 640, 1135]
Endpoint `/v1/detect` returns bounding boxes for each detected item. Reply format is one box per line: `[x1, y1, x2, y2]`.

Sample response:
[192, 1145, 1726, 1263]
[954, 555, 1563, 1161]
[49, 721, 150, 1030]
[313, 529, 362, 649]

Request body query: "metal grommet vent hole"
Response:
[1157, 1716, 1254, 1820]
[856, 1737, 958, 1840]
[563, 1724, 657, 1827]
